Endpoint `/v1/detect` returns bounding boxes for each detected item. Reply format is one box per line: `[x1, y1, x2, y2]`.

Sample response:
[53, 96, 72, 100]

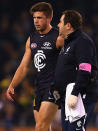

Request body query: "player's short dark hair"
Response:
[30, 2, 53, 18]
[62, 10, 83, 30]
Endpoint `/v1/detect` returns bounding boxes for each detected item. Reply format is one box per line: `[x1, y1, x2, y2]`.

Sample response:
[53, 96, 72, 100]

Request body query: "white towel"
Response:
[65, 83, 86, 123]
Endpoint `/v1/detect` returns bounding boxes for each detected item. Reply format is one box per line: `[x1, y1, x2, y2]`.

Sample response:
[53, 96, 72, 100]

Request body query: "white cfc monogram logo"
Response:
[34, 50, 46, 72]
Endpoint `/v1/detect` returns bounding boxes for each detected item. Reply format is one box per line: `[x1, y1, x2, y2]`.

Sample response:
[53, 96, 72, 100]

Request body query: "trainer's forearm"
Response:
[10, 65, 29, 88]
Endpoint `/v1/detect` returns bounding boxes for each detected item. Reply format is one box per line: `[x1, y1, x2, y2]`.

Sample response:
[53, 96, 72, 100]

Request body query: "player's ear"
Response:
[48, 16, 52, 23]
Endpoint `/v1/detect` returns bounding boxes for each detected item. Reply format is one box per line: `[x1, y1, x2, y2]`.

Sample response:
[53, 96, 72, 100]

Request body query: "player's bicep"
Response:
[20, 37, 32, 68]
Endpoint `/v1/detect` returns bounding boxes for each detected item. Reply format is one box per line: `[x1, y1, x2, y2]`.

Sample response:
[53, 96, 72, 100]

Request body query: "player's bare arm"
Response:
[6, 37, 32, 101]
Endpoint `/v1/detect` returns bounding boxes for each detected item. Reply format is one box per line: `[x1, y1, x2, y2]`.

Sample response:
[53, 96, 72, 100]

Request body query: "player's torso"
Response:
[30, 28, 59, 86]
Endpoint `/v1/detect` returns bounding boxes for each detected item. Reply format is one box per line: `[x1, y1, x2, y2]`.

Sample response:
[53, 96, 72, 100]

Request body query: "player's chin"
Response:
[35, 27, 41, 31]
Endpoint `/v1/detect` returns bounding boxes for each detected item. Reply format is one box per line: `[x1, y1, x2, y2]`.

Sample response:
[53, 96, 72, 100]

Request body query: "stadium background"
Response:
[0, 0, 98, 130]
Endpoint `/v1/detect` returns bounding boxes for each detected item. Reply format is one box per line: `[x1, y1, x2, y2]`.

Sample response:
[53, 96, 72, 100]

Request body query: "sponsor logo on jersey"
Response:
[34, 50, 46, 72]
[43, 42, 51, 46]
[41, 42, 52, 49]
[31, 43, 37, 49]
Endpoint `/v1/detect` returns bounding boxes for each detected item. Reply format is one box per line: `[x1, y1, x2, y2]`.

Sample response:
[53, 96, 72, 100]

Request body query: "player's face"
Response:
[33, 12, 49, 33]
[58, 15, 68, 38]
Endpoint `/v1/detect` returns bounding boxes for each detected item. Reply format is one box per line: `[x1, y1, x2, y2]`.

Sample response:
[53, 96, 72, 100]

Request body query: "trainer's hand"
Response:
[6, 85, 14, 101]
[56, 35, 64, 48]
[67, 95, 78, 109]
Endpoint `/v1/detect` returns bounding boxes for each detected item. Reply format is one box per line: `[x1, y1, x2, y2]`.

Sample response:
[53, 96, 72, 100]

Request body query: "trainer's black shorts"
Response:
[33, 85, 63, 111]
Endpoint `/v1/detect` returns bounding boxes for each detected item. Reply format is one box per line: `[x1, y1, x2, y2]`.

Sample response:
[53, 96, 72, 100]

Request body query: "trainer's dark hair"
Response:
[62, 10, 83, 30]
[30, 2, 53, 18]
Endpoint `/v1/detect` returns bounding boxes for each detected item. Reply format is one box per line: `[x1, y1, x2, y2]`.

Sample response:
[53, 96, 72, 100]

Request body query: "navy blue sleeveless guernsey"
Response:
[30, 28, 59, 89]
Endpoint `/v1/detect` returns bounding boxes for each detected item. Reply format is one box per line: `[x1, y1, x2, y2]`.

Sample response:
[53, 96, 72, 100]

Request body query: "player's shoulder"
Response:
[30, 30, 39, 38]
[51, 27, 59, 34]
[49, 27, 59, 38]
[26, 37, 30, 48]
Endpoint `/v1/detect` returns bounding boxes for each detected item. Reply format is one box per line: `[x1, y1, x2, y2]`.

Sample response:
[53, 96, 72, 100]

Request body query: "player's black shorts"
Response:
[33, 87, 50, 111]
[33, 85, 63, 111]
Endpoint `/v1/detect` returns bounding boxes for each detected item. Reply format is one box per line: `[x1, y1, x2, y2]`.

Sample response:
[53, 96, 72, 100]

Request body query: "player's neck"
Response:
[39, 25, 52, 34]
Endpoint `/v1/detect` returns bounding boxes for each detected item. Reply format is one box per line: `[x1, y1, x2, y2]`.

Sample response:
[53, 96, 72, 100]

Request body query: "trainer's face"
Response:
[33, 12, 50, 33]
[58, 15, 68, 38]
